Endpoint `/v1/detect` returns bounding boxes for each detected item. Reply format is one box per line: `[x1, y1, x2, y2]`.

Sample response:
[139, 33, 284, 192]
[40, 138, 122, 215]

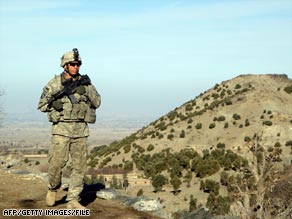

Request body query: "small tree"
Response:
[170, 175, 182, 195]
[189, 195, 197, 212]
[195, 123, 202, 129]
[152, 174, 168, 192]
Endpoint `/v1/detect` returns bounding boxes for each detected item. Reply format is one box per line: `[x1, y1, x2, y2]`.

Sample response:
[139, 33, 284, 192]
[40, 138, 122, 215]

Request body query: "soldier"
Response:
[38, 48, 101, 209]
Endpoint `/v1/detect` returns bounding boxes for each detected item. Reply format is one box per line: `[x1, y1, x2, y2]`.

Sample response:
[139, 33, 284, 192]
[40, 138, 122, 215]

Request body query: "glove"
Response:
[75, 86, 86, 95]
[51, 99, 63, 111]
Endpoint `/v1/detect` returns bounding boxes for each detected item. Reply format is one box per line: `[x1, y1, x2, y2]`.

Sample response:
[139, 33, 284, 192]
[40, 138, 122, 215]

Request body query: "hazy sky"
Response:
[0, 0, 292, 121]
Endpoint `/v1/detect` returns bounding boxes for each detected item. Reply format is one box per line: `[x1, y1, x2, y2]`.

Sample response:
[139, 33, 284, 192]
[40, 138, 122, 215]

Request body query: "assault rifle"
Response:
[38, 74, 91, 109]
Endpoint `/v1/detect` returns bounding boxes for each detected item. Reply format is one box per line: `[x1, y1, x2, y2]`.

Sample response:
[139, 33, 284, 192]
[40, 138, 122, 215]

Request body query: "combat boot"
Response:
[66, 199, 87, 209]
[46, 190, 56, 207]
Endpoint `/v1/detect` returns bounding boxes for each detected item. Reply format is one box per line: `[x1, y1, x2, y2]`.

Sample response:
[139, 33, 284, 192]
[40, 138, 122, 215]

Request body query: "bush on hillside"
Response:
[189, 195, 197, 212]
[233, 113, 241, 120]
[263, 120, 273, 126]
[152, 174, 168, 192]
[206, 193, 231, 215]
[200, 179, 220, 195]
[180, 130, 185, 138]
[185, 104, 193, 111]
[209, 123, 216, 129]
[147, 144, 155, 151]
[195, 123, 202, 129]
[235, 84, 241, 89]
[217, 116, 226, 121]
[284, 85, 292, 94]
[167, 134, 174, 140]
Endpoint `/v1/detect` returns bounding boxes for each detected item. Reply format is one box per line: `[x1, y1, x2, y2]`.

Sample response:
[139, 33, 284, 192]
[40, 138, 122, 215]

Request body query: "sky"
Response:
[0, 0, 292, 122]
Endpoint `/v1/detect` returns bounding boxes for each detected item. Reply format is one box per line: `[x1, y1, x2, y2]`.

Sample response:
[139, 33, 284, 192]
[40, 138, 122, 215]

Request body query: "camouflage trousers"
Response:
[48, 135, 87, 201]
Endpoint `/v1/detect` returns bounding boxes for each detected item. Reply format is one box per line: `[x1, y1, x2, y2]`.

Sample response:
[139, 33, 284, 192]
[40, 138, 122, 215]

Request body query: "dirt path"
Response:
[0, 169, 162, 219]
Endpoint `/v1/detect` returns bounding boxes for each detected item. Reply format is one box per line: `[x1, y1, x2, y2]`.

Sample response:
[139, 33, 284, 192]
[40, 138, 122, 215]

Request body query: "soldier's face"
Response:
[67, 62, 81, 77]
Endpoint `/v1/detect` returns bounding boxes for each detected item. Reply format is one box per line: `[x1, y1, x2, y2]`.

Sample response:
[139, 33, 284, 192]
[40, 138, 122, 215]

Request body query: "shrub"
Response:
[170, 175, 182, 194]
[268, 147, 274, 152]
[124, 161, 133, 171]
[220, 171, 229, 186]
[224, 98, 233, 105]
[274, 142, 281, 147]
[152, 174, 168, 192]
[185, 104, 193, 111]
[263, 120, 273, 126]
[187, 118, 193, 124]
[209, 123, 216, 129]
[245, 119, 250, 127]
[195, 158, 220, 178]
[235, 84, 241, 89]
[224, 122, 229, 128]
[206, 193, 231, 215]
[233, 114, 241, 120]
[123, 144, 131, 153]
[200, 179, 220, 195]
[180, 130, 185, 138]
[167, 134, 174, 140]
[284, 85, 292, 94]
[216, 143, 225, 149]
[212, 93, 219, 100]
[147, 144, 155, 151]
[189, 195, 197, 212]
[285, 140, 292, 146]
[244, 136, 251, 142]
[217, 116, 226, 121]
[155, 122, 167, 131]
[195, 123, 202, 129]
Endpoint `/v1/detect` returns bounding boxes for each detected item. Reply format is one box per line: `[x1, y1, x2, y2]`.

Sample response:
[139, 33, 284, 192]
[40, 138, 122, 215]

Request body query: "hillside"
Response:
[89, 74, 292, 218]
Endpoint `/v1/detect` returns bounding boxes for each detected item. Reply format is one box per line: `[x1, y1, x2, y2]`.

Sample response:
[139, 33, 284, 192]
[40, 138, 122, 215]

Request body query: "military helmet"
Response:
[60, 48, 82, 67]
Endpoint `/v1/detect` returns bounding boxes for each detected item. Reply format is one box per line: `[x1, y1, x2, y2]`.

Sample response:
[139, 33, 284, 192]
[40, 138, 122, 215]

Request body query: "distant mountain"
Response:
[89, 74, 292, 218]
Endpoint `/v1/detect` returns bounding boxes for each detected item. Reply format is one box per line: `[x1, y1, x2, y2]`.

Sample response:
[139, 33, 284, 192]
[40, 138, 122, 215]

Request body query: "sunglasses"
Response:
[69, 62, 81, 67]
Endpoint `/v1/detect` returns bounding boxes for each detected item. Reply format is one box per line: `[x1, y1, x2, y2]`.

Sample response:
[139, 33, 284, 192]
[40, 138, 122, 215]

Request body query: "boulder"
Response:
[124, 196, 162, 211]
[96, 189, 118, 200]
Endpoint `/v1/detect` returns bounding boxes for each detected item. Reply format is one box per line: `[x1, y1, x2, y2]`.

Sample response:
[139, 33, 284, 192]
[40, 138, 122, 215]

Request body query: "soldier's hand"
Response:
[75, 86, 86, 95]
[51, 99, 63, 111]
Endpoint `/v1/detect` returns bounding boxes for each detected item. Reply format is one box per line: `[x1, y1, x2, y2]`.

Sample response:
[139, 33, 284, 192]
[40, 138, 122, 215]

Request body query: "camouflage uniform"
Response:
[38, 70, 101, 202]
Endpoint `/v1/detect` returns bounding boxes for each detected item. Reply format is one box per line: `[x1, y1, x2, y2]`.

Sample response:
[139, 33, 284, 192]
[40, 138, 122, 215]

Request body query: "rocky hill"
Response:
[89, 74, 292, 219]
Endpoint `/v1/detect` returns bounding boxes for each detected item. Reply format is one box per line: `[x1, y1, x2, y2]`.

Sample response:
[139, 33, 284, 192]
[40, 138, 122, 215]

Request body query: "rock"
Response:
[96, 189, 118, 200]
[181, 208, 212, 219]
[180, 208, 240, 219]
[0, 157, 21, 169]
[123, 196, 162, 212]
[229, 201, 249, 219]
[132, 199, 161, 211]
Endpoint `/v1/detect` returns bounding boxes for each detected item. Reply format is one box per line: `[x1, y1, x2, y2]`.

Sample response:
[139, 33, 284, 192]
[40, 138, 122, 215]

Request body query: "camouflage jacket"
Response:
[38, 72, 101, 137]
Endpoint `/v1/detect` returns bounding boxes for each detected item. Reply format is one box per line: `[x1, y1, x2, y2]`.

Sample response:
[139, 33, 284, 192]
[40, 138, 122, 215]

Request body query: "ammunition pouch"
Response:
[48, 93, 96, 123]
